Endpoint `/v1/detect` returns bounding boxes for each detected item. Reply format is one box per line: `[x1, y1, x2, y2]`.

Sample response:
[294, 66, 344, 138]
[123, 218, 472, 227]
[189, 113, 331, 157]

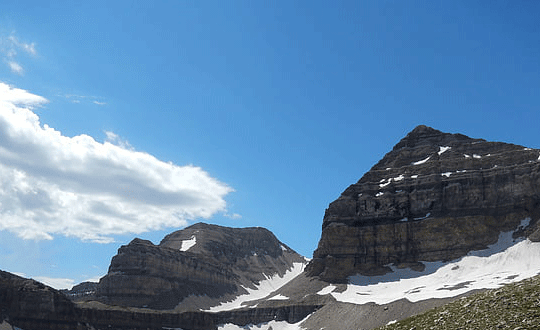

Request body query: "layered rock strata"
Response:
[306, 125, 540, 282]
[96, 223, 306, 309]
[1, 270, 320, 330]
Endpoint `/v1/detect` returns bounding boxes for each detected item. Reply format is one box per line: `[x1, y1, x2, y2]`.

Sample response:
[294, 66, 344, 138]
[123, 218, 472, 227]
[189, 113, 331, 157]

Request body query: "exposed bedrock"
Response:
[306, 125, 540, 282]
[96, 223, 306, 309]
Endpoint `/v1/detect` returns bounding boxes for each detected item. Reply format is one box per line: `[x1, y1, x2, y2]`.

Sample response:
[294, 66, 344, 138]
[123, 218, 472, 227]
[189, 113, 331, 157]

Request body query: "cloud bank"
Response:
[0, 82, 233, 243]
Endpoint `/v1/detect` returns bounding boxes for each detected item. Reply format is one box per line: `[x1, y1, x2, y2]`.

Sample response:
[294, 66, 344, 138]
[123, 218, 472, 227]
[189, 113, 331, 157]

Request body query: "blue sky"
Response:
[0, 1, 539, 289]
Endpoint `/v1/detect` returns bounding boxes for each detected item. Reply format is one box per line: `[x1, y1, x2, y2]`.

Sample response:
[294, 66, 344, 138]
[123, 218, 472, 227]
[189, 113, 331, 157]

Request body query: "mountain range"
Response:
[2, 125, 540, 330]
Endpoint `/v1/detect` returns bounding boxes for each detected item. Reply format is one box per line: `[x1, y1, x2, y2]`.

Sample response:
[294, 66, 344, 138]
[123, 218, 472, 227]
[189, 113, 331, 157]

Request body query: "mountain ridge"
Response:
[4, 125, 540, 330]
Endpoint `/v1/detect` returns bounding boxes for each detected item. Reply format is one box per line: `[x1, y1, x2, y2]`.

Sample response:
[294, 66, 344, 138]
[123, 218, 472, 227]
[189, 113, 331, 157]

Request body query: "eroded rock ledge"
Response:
[306, 125, 540, 282]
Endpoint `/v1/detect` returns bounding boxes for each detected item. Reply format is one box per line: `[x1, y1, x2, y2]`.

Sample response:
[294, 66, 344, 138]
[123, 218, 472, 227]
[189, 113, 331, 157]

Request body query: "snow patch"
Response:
[180, 235, 197, 252]
[473, 154, 481, 159]
[268, 294, 289, 300]
[206, 262, 306, 312]
[376, 192, 384, 197]
[217, 315, 310, 330]
[411, 175, 418, 179]
[464, 154, 471, 158]
[379, 181, 391, 188]
[438, 146, 451, 155]
[280, 245, 288, 252]
[317, 285, 337, 295]
[412, 156, 431, 165]
[441, 172, 452, 178]
[393, 174, 405, 181]
[331, 219, 538, 305]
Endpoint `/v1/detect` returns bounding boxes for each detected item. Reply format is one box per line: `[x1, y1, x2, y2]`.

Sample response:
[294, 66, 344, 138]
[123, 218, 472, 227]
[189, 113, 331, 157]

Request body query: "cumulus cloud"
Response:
[0, 82, 233, 243]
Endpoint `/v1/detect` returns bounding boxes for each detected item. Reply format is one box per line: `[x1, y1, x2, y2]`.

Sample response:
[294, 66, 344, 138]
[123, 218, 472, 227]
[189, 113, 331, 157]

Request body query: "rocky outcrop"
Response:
[96, 223, 306, 309]
[0, 270, 321, 330]
[307, 125, 540, 282]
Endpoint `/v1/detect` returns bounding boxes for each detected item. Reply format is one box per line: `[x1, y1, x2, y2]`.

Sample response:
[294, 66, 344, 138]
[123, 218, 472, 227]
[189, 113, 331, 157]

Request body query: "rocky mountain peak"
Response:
[307, 126, 540, 282]
[95, 222, 306, 310]
[391, 125, 478, 150]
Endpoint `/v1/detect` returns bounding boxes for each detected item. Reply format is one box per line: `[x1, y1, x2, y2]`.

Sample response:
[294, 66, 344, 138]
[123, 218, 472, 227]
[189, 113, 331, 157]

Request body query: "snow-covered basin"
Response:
[323, 218, 540, 305]
[206, 262, 306, 312]
[217, 315, 310, 330]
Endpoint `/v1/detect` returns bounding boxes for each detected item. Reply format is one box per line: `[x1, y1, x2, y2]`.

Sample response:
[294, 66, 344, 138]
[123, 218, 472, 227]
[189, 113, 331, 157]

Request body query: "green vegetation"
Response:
[378, 275, 540, 330]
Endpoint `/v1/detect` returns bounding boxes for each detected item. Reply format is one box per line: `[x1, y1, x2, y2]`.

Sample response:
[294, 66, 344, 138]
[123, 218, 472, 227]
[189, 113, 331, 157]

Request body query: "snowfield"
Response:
[206, 262, 306, 312]
[323, 218, 540, 305]
[217, 315, 310, 330]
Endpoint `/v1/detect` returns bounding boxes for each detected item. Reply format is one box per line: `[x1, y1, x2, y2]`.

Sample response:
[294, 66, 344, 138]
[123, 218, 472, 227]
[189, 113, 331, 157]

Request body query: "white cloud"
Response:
[8, 35, 37, 56]
[93, 100, 106, 106]
[104, 131, 133, 150]
[0, 82, 233, 243]
[8, 61, 24, 75]
[1, 33, 37, 75]
[33, 276, 76, 290]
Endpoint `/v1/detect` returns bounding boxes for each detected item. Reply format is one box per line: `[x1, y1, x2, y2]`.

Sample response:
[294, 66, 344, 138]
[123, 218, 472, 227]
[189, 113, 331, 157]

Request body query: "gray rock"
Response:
[307, 125, 540, 282]
[95, 223, 306, 310]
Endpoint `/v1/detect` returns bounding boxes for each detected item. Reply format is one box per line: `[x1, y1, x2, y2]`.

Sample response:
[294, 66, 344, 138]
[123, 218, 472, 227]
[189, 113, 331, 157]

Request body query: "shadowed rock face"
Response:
[96, 223, 306, 309]
[306, 125, 540, 282]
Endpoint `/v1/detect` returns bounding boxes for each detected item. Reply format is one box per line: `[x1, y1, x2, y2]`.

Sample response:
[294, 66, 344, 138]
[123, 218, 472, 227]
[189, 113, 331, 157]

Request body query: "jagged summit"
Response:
[307, 126, 540, 281]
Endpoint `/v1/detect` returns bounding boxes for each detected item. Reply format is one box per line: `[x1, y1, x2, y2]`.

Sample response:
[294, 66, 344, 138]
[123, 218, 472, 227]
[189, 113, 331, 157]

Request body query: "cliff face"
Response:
[306, 125, 540, 282]
[96, 223, 306, 309]
[0, 270, 320, 330]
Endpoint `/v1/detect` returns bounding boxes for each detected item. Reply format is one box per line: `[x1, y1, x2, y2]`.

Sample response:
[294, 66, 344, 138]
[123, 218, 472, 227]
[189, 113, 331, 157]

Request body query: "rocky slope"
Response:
[0, 269, 319, 330]
[95, 222, 307, 310]
[378, 274, 540, 330]
[306, 125, 540, 282]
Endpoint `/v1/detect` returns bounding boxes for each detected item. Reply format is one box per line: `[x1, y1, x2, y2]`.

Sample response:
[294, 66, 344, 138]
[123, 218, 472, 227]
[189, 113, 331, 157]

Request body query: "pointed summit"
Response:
[307, 127, 540, 282]
[392, 125, 479, 151]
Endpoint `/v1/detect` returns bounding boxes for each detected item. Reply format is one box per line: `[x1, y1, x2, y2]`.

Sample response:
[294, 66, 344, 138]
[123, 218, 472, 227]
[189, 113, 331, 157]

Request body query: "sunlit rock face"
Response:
[306, 125, 540, 282]
[95, 223, 306, 309]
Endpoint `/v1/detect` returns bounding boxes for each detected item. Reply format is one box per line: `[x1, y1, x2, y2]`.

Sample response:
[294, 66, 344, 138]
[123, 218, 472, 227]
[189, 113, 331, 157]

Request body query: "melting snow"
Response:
[438, 146, 451, 155]
[331, 219, 539, 305]
[412, 156, 431, 165]
[317, 285, 337, 295]
[206, 262, 306, 312]
[180, 235, 197, 252]
[217, 315, 310, 330]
